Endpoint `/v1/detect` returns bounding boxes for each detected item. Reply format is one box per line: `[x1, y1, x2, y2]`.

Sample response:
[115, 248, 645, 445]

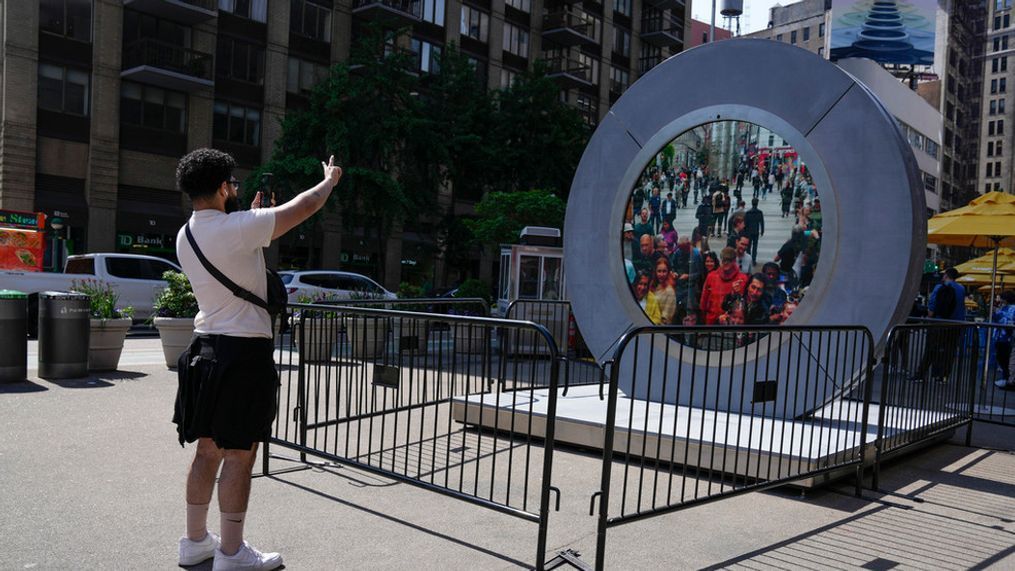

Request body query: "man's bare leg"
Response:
[186, 437, 223, 541]
[218, 443, 258, 555]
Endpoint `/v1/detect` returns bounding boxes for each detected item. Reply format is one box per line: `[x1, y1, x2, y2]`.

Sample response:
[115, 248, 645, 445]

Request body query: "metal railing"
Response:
[542, 56, 593, 82]
[352, 0, 423, 17]
[969, 321, 1015, 427]
[591, 325, 875, 570]
[122, 39, 213, 80]
[542, 10, 595, 38]
[266, 302, 563, 569]
[640, 14, 684, 37]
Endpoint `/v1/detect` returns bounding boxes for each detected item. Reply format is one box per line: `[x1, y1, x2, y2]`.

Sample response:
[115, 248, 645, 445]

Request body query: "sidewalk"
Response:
[0, 340, 1012, 569]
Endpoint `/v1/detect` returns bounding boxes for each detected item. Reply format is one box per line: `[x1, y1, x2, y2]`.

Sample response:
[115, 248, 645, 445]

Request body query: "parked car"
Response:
[281, 270, 397, 304]
[0, 253, 181, 322]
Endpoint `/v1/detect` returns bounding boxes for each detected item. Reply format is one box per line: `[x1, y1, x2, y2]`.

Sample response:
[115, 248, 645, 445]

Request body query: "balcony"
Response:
[122, 0, 216, 25]
[542, 10, 599, 46]
[640, 15, 684, 48]
[352, 0, 422, 26]
[121, 39, 214, 91]
[349, 47, 421, 76]
[643, 0, 685, 11]
[543, 57, 593, 89]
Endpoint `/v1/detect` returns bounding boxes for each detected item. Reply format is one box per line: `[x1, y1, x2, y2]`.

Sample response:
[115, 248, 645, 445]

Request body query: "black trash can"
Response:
[38, 291, 90, 380]
[0, 290, 27, 383]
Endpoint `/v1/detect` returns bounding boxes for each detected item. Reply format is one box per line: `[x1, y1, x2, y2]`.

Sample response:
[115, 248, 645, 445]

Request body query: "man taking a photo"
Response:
[173, 148, 342, 570]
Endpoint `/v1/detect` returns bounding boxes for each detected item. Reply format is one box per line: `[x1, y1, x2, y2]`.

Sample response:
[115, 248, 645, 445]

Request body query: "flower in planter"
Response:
[152, 271, 199, 319]
[71, 279, 135, 320]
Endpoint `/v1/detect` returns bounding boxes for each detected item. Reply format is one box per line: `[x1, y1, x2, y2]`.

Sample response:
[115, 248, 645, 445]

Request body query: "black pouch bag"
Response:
[172, 337, 222, 447]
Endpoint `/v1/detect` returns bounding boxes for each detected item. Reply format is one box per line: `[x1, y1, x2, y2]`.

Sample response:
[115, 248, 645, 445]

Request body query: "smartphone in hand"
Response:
[260, 172, 273, 208]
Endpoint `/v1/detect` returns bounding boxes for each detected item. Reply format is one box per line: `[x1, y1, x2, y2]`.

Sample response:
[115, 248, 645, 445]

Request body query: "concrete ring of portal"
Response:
[564, 40, 925, 415]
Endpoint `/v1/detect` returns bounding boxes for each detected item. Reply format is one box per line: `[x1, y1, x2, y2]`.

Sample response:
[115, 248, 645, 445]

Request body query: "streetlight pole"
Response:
[710, 0, 716, 42]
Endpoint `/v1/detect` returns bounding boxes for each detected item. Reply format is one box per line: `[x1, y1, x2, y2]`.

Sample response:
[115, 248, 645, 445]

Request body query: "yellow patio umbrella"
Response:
[927, 191, 1015, 318]
[954, 248, 1015, 274]
[956, 273, 1008, 287]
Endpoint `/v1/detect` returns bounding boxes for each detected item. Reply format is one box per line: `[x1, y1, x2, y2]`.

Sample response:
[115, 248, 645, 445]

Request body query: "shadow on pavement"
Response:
[0, 379, 48, 393]
[268, 475, 531, 568]
[705, 443, 1015, 570]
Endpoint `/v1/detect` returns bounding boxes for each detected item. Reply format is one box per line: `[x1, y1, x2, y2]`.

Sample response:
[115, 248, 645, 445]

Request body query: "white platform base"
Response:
[451, 386, 958, 486]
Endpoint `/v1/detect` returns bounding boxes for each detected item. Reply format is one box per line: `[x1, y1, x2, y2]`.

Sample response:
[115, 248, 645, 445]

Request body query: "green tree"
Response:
[464, 189, 566, 246]
[489, 63, 590, 197]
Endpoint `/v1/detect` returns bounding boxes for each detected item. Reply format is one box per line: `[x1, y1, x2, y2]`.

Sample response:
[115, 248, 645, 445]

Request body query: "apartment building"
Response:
[0, 0, 691, 287]
[977, 0, 1014, 197]
[742, 0, 829, 58]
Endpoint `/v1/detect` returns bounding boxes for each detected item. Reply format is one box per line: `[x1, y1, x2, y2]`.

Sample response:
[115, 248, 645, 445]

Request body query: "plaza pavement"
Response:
[1, 338, 1012, 570]
[668, 187, 801, 271]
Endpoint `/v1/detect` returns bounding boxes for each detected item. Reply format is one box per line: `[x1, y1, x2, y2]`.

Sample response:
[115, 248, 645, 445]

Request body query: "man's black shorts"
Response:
[173, 335, 278, 450]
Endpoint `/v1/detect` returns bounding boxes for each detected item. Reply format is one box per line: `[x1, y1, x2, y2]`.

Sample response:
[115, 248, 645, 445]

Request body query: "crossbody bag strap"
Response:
[184, 223, 268, 310]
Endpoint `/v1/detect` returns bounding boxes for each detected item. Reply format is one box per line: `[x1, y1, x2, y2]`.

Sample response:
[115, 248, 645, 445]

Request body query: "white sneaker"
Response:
[213, 540, 283, 571]
[179, 531, 220, 567]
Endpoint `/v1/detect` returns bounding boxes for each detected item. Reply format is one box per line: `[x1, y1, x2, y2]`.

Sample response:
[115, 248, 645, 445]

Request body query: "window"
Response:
[989, 141, 995, 156]
[216, 37, 265, 84]
[213, 101, 260, 146]
[1004, 56, 1009, 71]
[991, 99, 998, 114]
[466, 54, 488, 85]
[614, 0, 631, 16]
[578, 51, 599, 85]
[992, 78, 998, 93]
[925, 139, 939, 158]
[1006, 14, 1011, 27]
[818, 46, 824, 57]
[502, 23, 529, 57]
[819, 23, 825, 37]
[610, 65, 630, 94]
[776, 33, 783, 41]
[999, 141, 1004, 156]
[124, 10, 191, 47]
[576, 93, 598, 126]
[996, 16, 1002, 30]
[506, 0, 530, 13]
[410, 38, 442, 74]
[1005, 35, 1011, 50]
[500, 68, 518, 88]
[993, 57, 1000, 73]
[1000, 119, 1006, 134]
[613, 27, 631, 57]
[65, 257, 95, 274]
[218, 0, 267, 22]
[790, 30, 797, 44]
[990, 120, 996, 135]
[120, 82, 186, 132]
[290, 0, 331, 41]
[40, 0, 91, 42]
[802, 27, 810, 41]
[580, 11, 603, 43]
[1002, 98, 1007, 113]
[702, 31, 708, 44]
[1003, 78, 1009, 93]
[923, 172, 937, 194]
[995, 37, 1001, 52]
[460, 4, 489, 42]
[422, 0, 445, 25]
[286, 57, 329, 94]
[105, 258, 146, 280]
[987, 162, 993, 177]
[38, 63, 89, 116]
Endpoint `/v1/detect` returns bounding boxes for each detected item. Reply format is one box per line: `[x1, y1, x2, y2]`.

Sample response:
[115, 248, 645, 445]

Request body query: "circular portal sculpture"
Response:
[564, 39, 925, 416]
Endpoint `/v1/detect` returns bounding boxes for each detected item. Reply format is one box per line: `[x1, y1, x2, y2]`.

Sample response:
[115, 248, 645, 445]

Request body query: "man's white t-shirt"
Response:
[176, 208, 276, 338]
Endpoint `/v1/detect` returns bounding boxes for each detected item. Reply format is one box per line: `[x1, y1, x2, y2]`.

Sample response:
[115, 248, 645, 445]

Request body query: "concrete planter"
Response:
[295, 318, 336, 363]
[88, 318, 132, 371]
[392, 319, 429, 353]
[154, 317, 196, 369]
[344, 316, 389, 360]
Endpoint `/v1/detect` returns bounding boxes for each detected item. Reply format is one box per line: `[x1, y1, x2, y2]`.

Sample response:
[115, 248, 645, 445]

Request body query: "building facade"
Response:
[977, 0, 1012, 197]
[1, 0, 691, 288]
[742, 0, 829, 58]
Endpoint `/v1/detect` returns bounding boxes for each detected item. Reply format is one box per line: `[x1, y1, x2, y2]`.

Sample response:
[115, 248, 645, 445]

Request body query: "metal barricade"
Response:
[266, 302, 563, 569]
[591, 325, 875, 570]
[968, 321, 1015, 428]
[504, 299, 602, 393]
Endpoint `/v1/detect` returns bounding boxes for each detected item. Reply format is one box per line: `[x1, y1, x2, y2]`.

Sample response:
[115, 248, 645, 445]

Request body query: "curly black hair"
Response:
[176, 148, 236, 199]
